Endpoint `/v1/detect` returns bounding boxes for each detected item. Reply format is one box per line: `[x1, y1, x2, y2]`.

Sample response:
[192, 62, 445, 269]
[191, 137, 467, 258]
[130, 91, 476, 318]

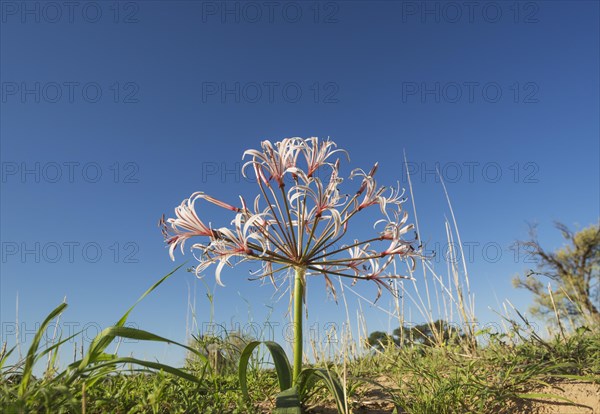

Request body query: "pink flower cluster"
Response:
[160, 137, 420, 301]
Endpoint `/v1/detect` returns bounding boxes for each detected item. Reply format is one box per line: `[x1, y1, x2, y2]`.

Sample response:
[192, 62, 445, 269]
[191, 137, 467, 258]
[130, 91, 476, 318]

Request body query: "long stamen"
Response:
[256, 174, 296, 257]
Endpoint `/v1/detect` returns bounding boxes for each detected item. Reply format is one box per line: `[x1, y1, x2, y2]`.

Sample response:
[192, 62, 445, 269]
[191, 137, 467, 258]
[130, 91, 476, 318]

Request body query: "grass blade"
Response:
[81, 357, 201, 383]
[77, 264, 186, 372]
[18, 302, 67, 397]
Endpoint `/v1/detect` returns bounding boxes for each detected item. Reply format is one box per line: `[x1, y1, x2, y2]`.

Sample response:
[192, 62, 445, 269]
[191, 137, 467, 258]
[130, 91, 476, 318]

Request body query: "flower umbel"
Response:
[161, 137, 420, 300]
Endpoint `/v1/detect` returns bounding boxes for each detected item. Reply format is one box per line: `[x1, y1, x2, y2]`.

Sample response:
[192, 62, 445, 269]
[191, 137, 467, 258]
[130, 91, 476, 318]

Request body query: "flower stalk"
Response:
[292, 266, 305, 382]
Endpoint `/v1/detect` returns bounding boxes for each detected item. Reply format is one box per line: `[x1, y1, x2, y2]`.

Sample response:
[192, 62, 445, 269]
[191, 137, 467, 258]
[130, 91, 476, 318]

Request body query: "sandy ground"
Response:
[525, 381, 599, 414]
[305, 381, 600, 414]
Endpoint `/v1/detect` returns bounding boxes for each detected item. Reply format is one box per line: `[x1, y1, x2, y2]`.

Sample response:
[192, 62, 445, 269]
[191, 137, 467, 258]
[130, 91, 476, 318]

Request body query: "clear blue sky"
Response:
[1, 1, 598, 366]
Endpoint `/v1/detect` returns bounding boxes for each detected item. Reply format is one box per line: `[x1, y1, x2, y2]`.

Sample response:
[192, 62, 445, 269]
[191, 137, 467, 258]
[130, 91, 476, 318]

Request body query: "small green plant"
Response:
[187, 330, 251, 376]
[160, 137, 421, 412]
[0, 265, 211, 413]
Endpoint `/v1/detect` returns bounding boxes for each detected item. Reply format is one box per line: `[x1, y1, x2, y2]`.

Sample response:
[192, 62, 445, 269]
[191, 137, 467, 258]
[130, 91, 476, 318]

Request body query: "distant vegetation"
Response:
[513, 222, 600, 327]
[367, 319, 465, 350]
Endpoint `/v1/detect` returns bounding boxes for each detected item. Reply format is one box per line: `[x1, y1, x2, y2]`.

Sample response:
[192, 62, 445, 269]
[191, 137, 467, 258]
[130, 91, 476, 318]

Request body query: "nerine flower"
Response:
[161, 137, 421, 302]
[243, 138, 302, 187]
[161, 192, 221, 260]
[301, 137, 348, 178]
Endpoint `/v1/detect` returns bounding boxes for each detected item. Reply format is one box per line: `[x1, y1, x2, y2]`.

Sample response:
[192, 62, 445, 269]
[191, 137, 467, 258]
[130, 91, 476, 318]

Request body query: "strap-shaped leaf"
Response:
[297, 368, 348, 414]
[239, 341, 292, 402]
[274, 386, 302, 413]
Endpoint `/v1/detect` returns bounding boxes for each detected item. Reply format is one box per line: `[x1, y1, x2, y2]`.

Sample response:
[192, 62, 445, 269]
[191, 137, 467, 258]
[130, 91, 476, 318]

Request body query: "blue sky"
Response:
[1, 1, 598, 366]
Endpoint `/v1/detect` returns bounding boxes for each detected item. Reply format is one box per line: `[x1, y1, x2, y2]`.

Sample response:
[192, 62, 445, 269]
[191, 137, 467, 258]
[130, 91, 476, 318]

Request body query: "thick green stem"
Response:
[293, 267, 305, 383]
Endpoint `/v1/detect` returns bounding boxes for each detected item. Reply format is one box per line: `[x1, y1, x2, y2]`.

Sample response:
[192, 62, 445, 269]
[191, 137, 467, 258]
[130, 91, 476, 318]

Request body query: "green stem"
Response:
[293, 267, 305, 383]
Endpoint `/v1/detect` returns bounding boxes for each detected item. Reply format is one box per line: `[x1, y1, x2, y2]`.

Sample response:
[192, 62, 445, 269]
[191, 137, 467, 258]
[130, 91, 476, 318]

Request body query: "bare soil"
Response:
[524, 381, 599, 414]
[305, 381, 600, 414]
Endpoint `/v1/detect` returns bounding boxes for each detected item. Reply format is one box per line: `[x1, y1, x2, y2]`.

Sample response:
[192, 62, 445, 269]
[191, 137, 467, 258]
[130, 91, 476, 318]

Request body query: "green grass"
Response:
[1, 309, 598, 414]
[352, 329, 600, 414]
[1, 267, 598, 413]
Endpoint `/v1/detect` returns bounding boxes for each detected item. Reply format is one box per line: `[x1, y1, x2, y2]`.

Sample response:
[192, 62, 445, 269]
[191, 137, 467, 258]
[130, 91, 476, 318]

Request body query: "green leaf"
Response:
[274, 387, 303, 413]
[517, 392, 577, 405]
[77, 264, 186, 373]
[34, 331, 82, 368]
[115, 263, 187, 328]
[551, 373, 600, 382]
[18, 302, 68, 397]
[239, 341, 292, 402]
[0, 346, 16, 370]
[71, 325, 209, 386]
[297, 368, 348, 414]
[109, 326, 208, 362]
[81, 357, 201, 384]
